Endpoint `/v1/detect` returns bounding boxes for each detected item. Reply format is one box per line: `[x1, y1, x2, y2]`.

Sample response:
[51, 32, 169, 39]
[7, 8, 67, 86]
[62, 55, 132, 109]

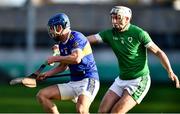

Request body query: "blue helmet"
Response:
[48, 13, 70, 29]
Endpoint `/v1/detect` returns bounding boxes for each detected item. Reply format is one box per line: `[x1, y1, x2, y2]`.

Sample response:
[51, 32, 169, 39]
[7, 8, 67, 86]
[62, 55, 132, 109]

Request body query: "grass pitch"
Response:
[0, 82, 180, 113]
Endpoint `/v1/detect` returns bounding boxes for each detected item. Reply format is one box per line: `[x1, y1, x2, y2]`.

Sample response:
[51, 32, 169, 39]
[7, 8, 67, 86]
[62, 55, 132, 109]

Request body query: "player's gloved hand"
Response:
[50, 44, 60, 66]
[52, 44, 59, 53]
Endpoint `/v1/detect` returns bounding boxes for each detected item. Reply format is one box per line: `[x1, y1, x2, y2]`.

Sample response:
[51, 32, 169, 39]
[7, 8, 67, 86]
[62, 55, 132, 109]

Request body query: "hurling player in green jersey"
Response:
[87, 6, 180, 113]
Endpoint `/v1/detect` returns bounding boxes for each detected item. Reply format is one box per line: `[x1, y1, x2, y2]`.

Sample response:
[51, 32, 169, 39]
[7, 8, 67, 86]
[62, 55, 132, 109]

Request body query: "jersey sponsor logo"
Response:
[113, 36, 134, 44]
[113, 37, 124, 44]
[113, 37, 118, 41]
[114, 37, 133, 44]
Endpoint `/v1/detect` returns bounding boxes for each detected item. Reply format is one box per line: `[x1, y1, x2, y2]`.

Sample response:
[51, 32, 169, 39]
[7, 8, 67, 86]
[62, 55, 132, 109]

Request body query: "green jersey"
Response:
[98, 24, 152, 80]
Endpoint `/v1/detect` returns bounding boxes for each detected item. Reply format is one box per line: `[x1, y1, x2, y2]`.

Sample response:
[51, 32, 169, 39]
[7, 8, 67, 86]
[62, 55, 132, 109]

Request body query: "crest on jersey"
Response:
[128, 37, 133, 43]
[72, 41, 79, 48]
[69, 34, 74, 40]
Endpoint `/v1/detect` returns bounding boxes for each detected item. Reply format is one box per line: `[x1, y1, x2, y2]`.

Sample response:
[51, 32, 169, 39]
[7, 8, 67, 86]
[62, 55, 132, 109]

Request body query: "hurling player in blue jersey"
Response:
[36, 13, 100, 114]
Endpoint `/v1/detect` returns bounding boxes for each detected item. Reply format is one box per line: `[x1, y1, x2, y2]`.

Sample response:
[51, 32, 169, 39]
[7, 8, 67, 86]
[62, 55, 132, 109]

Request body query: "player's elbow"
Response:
[87, 35, 97, 44]
[73, 57, 81, 64]
[156, 49, 165, 57]
[70, 52, 82, 64]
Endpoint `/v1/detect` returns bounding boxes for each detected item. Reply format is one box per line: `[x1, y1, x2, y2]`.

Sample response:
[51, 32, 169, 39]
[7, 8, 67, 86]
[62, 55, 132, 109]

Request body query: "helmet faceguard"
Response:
[47, 13, 70, 42]
[47, 25, 61, 38]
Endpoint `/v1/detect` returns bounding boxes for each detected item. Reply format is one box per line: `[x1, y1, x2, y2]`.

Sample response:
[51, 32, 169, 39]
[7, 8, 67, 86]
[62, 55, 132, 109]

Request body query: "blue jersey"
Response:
[58, 31, 99, 81]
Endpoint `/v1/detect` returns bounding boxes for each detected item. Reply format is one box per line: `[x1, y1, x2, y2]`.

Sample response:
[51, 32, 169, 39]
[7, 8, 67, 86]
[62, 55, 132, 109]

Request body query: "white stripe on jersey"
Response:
[145, 41, 154, 48]
[95, 34, 103, 43]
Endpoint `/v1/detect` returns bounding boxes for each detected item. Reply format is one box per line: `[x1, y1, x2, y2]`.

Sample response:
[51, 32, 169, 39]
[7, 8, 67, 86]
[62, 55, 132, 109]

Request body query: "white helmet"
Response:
[110, 6, 132, 19]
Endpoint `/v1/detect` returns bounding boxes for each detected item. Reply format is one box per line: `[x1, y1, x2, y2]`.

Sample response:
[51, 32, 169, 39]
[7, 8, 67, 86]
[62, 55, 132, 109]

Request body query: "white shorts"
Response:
[57, 78, 100, 103]
[109, 75, 151, 104]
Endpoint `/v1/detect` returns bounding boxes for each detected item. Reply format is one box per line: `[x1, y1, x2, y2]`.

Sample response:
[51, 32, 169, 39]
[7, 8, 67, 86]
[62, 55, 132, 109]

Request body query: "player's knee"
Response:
[98, 107, 109, 113]
[36, 89, 46, 103]
[76, 104, 89, 114]
[111, 108, 126, 114]
[111, 105, 128, 114]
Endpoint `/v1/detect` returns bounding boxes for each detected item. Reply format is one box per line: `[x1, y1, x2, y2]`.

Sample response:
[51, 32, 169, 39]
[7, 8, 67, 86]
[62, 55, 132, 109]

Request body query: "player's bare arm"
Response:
[37, 63, 68, 80]
[147, 42, 180, 88]
[47, 49, 84, 65]
[87, 35, 100, 44]
[45, 63, 68, 77]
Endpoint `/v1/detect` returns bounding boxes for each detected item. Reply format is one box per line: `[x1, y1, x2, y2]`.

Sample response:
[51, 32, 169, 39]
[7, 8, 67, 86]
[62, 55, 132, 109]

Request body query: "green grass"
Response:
[0, 83, 180, 113]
